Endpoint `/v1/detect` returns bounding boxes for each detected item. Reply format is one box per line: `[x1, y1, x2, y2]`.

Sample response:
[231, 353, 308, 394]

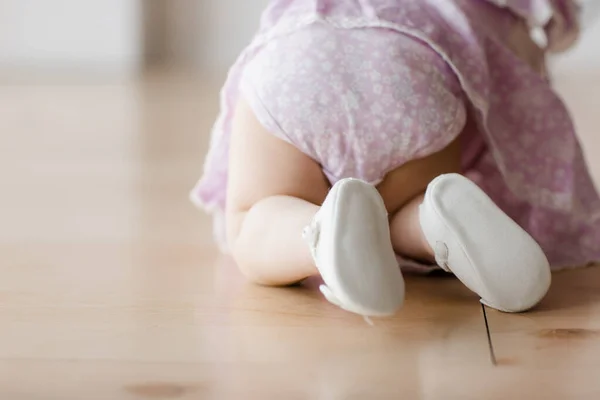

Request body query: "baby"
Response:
[192, 0, 600, 317]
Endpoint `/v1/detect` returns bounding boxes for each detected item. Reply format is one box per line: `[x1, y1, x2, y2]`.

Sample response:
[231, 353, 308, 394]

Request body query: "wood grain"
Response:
[1, 69, 599, 399]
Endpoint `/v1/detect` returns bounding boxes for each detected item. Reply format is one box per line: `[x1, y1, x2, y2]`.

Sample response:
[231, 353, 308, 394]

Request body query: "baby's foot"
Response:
[419, 174, 551, 312]
[303, 178, 405, 317]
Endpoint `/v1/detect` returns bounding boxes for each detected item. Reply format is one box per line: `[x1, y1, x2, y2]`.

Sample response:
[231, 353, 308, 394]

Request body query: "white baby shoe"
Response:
[419, 174, 551, 312]
[303, 178, 405, 317]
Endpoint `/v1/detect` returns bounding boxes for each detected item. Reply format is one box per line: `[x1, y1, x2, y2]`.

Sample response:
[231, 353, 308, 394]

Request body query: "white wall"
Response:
[144, 0, 204, 67]
[0, 0, 142, 73]
[551, 0, 600, 73]
[199, 0, 270, 70]
[0, 0, 267, 73]
[143, 0, 268, 70]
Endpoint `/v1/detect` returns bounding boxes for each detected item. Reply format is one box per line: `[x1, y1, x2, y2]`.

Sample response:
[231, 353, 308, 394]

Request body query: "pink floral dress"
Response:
[191, 0, 600, 271]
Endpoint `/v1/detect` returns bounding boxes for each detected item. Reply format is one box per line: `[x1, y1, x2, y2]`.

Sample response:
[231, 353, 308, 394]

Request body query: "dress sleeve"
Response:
[483, 0, 581, 52]
[544, 0, 581, 53]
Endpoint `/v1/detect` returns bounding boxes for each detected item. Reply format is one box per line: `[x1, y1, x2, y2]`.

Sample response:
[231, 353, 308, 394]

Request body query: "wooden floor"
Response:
[1, 69, 600, 400]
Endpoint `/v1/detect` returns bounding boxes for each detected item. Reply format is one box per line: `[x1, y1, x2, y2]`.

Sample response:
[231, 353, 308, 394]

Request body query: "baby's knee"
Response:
[231, 247, 281, 287]
[227, 230, 262, 284]
[225, 209, 279, 286]
[225, 211, 253, 279]
[231, 248, 261, 284]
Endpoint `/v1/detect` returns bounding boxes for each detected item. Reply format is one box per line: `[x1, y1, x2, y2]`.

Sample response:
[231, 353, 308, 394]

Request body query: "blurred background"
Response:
[0, 0, 598, 75]
[0, 0, 272, 75]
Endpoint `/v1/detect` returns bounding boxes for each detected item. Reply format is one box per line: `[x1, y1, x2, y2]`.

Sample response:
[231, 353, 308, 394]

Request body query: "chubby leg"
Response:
[228, 95, 462, 285]
[226, 98, 329, 286]
[226, 98, 406, 316]
[378, 129, 550, 312]
[377, 136, 462, 262]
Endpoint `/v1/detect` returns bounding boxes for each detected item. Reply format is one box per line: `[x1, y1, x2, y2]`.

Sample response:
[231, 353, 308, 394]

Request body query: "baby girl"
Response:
[192, 0, 600, 317]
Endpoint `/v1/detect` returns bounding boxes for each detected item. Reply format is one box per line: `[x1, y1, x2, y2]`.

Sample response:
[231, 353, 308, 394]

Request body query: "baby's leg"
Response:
[380, 125, 551, 312]
[378, 136, 462, 262]
[226, 99, 329, 286]
[227, 94, 461, 284]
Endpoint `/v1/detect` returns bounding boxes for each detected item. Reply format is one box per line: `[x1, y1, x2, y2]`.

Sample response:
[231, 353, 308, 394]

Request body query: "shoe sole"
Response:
[313, 178, 405, 316]
[420, 174, 551, 312]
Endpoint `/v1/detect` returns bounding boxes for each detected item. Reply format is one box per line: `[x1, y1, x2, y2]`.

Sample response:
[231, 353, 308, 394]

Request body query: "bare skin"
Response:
[226, 99, 461, 286]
